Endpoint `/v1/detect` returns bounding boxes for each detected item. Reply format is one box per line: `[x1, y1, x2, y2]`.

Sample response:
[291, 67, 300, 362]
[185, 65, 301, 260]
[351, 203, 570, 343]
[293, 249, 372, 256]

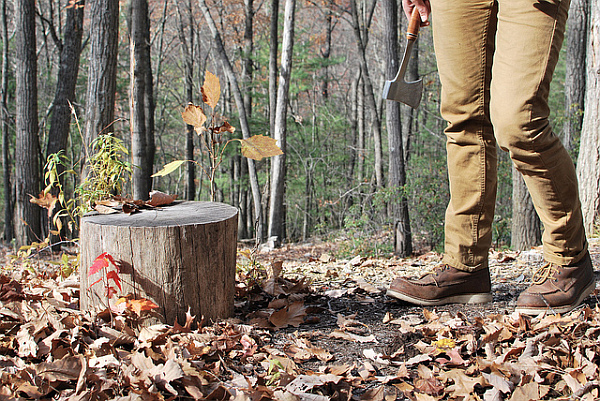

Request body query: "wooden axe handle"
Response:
[407, 7, 421, 40]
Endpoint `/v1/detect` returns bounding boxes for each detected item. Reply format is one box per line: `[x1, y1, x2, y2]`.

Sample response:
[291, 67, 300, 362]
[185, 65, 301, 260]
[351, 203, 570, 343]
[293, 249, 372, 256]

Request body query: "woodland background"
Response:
[2, 0, 600, 254]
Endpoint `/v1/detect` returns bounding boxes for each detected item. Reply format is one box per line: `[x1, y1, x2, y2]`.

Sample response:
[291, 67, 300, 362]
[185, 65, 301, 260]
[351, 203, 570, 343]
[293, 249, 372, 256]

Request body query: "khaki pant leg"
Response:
[430, 0, 498, 271]
[490, 0, 587, 265]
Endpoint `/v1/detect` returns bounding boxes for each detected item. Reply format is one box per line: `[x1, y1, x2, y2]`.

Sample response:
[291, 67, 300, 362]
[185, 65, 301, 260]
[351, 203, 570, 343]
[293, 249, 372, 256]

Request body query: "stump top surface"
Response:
[82, 201, 238, 227]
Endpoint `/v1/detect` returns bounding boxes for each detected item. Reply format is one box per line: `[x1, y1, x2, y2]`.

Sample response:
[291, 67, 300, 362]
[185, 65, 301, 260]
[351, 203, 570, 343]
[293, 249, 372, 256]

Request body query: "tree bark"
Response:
[383, 0, 412, 256]
[511, 166, 541, 250]
[197, 0, 264, 240]
[268, 0, 296, 245]
[83, 0, 119, 151]
[129, 0, 155, 201]
[577, 0, 600, 234]
[349, 0, 383, 188]
[1, 0, 13, 241]
[562, 0, 588, 152]
[15, 0, 41, 246]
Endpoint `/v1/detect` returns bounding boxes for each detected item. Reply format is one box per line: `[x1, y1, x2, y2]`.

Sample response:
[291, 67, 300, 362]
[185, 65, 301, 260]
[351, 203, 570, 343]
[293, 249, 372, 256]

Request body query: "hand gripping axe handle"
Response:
[382, 8, 423, 108]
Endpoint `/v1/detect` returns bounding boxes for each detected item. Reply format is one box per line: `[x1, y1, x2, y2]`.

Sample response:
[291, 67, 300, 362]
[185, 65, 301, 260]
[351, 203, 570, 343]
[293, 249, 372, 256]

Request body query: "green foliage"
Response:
[76, 134, 133, 215]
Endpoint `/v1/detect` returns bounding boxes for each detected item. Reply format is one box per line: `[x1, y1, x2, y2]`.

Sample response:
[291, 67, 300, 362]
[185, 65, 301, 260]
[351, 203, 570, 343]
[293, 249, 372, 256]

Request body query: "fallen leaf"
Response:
[330, 329, 378, 343]
[127, 298, 159, 316]
[269, 302, 307, 328]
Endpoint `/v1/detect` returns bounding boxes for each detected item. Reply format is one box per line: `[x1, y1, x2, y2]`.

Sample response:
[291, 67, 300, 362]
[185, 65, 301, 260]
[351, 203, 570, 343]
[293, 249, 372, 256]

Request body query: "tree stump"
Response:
[80, 201, 238, 325]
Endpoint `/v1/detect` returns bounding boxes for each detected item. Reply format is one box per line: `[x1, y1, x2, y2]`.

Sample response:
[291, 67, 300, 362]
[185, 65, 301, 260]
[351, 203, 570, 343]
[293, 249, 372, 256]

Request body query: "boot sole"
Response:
[386, 288, 492, 306]
[515, 280, 597, 316]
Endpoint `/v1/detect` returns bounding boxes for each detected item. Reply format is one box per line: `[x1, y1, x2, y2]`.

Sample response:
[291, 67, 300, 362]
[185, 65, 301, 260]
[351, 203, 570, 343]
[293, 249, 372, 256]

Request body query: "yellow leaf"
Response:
[201, 71, 220, 109]
[240, 135, 283, 161]
[152, 160, 187, 177]
[181, 104, 207, 134]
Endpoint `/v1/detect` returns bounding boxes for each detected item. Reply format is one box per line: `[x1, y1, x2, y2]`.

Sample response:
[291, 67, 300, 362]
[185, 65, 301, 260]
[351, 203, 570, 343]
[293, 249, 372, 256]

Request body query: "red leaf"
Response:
[89, 254, 109, 275]
[88, 277, 103, 289]
[106, 270, 122, 291]
[104, 253, 117, 267]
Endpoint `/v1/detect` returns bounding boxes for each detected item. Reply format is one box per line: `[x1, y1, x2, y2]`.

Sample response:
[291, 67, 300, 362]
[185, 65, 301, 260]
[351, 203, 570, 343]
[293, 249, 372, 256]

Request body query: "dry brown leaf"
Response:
[36, 356, 82, 382]
[330, 329, 377, 343]
[147, 190, 178, 207]
[439, 369, 485, 398]
[182, 103, 207, 134]
[508, 382, 540, 401]
[94, 204, 119, 215]
[201, 71, 221, 109]
[269, 302, 307, 328]
[240, 135, 283, 161]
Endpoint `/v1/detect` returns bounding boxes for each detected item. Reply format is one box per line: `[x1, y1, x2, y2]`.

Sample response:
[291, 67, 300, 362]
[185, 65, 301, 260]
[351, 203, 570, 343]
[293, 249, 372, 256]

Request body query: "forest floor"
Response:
[0, 234, 599, 400]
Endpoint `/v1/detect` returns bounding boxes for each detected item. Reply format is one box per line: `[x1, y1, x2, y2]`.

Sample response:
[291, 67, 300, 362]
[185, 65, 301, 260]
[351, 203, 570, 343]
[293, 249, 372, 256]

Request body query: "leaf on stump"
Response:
[240, 135, 283, 161]
[182, 103, 207, 134]
[201, 71, 220, 109]
[147, 190, 178, 207]
[269, 302, 307, 328]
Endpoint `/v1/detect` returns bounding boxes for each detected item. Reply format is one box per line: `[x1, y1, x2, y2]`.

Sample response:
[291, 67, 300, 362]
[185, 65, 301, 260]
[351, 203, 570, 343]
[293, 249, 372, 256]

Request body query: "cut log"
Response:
[80, 201, 238, 325]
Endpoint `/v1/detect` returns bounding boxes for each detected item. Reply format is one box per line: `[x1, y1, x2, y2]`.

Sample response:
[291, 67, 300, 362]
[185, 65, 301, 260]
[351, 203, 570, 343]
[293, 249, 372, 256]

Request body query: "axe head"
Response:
[382, 77, 423, 109]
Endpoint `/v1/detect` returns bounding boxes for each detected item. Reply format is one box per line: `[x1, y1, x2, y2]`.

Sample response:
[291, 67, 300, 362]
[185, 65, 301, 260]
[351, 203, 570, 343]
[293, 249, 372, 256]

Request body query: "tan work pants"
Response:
[430, 0, 588, 271]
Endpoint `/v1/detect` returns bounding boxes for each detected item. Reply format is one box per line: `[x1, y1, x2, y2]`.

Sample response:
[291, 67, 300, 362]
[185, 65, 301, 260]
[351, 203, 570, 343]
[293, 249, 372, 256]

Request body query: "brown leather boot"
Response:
[387, 265, 492, 306]
[516, 252, 596, 315]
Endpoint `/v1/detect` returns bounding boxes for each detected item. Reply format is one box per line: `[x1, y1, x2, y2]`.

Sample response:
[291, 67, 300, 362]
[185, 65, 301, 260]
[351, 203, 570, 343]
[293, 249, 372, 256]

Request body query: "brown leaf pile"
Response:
[0, 243, 599, 400]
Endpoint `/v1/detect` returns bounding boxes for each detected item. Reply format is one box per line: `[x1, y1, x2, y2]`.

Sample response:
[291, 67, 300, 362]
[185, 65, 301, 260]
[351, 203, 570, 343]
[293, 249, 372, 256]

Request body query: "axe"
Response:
[382, 8, 423, 108]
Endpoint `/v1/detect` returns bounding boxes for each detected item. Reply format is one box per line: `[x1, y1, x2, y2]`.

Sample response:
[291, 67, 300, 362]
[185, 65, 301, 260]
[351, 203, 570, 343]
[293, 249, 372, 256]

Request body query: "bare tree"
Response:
[83, 0, 119, 151]
[1, 0, 12, 241]
[577, 0, 600, 234]
[383, 0, 412, 256]
[349, 0, 382, 188]
[269, 0, 279, 138]
[268, 0, 296, 245]
[44, 0, 85, 246]
[129, 0, 155, 200]
[176, 0, 197, 201]
[15, 0, 41, 246]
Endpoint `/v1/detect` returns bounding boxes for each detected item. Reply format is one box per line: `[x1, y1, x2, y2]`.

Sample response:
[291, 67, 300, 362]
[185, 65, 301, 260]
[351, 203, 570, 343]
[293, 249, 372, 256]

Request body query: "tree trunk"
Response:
[129, 0, 155, 201]
[576, 0, 600, 234]
[383, 0, 412, 256]
[45, 0, 85, 245]
[562, 0, 587, 152]
[15, 0, 41, 246]
[349, 0, 383, 188]
[176, 0, 196, 201]
[511, 166, 541, 250]
[268, 0, 296, 245]
[84, 0, 119, 151]
[269, 0, 279, 139]
[80, 201, 238, 325]
[1, 0, 13, 241]
[197, 0, 264, 241]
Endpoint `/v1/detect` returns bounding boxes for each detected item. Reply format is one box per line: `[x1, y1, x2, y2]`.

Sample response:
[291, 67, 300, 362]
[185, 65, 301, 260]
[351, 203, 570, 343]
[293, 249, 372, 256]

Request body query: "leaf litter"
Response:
[0, 238, 598, 400]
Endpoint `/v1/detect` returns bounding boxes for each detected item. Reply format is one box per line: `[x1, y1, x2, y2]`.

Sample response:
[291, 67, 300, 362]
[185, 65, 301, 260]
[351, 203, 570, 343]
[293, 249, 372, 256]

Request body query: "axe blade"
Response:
[382, 78, 423, 109]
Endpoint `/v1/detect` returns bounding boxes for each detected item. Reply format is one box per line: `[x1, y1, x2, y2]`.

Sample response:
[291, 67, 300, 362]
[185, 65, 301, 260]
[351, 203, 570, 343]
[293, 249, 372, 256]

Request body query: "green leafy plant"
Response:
[153, 71, 282, 201]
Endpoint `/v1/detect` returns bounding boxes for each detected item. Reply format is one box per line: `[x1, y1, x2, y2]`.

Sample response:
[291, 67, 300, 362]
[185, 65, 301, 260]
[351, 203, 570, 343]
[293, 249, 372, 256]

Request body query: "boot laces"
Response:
[531, 263, 560, 285]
